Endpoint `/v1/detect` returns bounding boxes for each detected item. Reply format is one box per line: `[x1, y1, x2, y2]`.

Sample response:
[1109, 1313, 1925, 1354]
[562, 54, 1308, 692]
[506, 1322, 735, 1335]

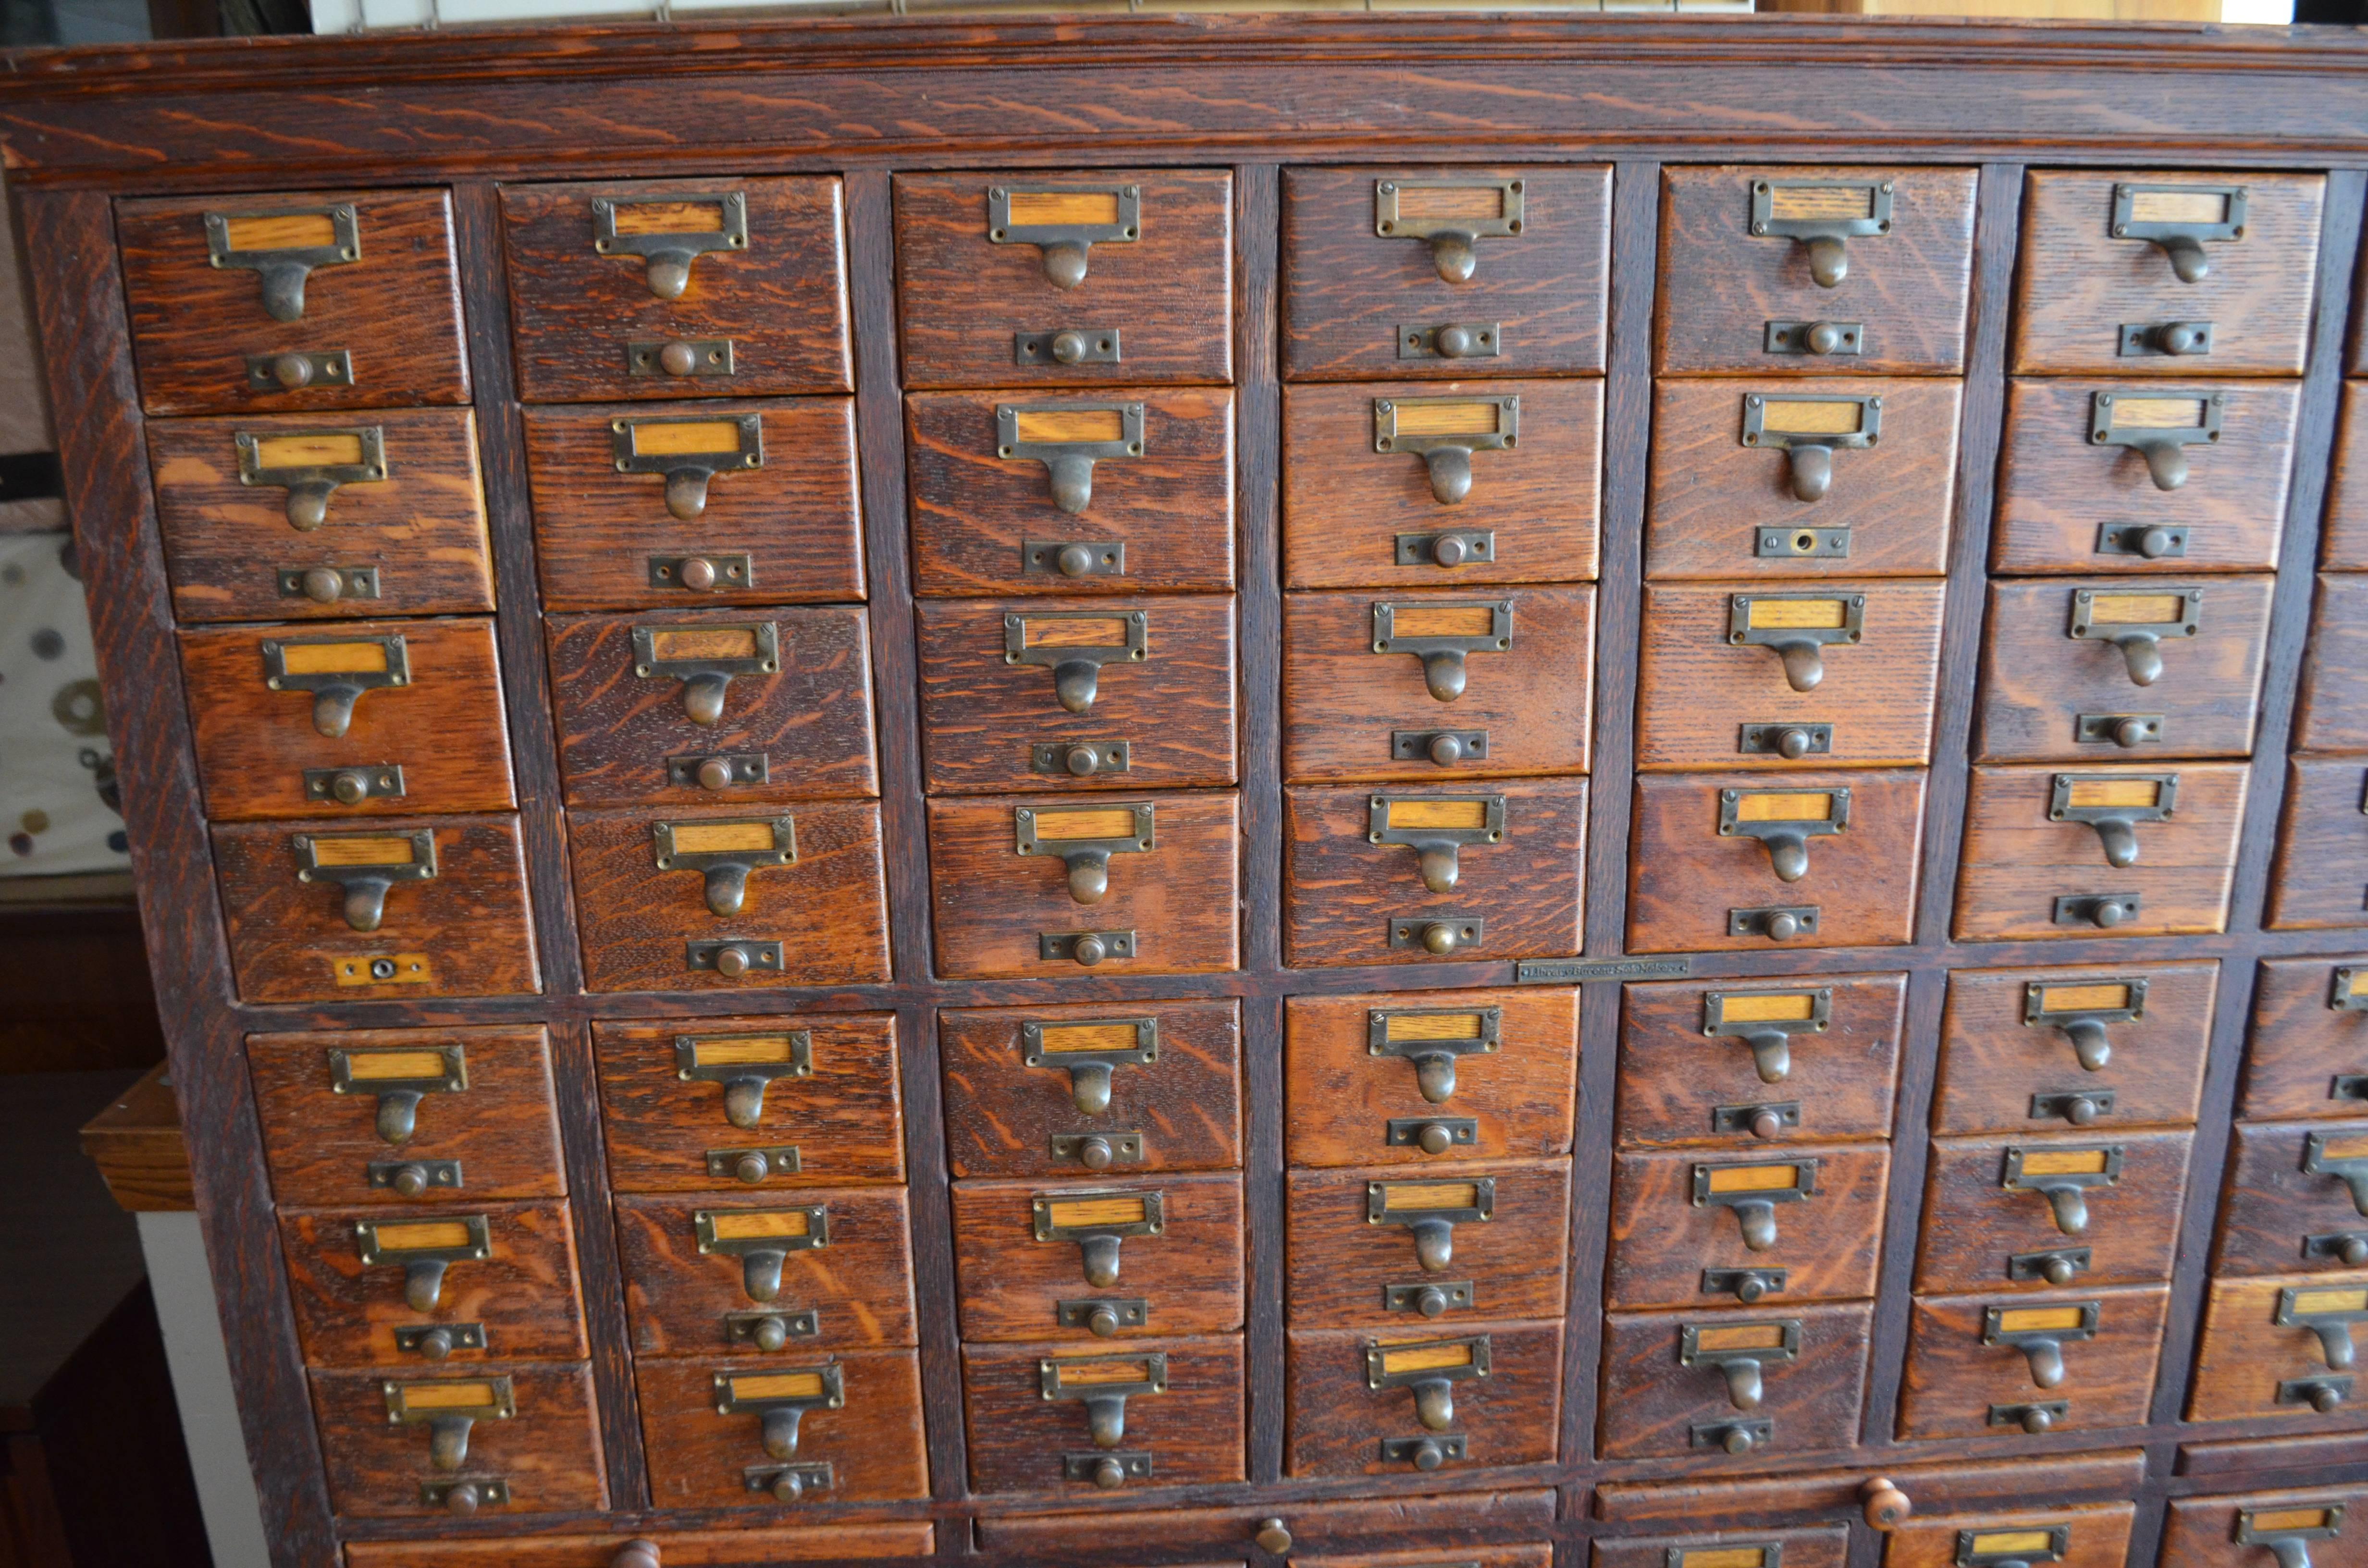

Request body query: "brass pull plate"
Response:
[2067, 587, 2204, 691]
[1956, 1527, 2070, 1568]
[1368, 793, 1506, 895]
[1369, 1005, 1501, 1104]
[2111, 182, 2248, 282]
[1718, 787, 1849, 883]
[382, 1373, 513, 1422]
[1667, 1543, 1787, 1568]
[610, 413, 763, 522]
[998, 402, 1145, 515]
[1373, 395, 1520, 506]
[1004, 609, 1149, 715]
[2332, 967, 2367, 1011]
[1016, 801, 1156, 906]
[591, 191, 748, 298]
[236, 426, 387, 531]
[293, 828, 437, 932]
[632, 622, 780, 726]
[357, 1214, 493, 1265]
[1374, 176, 1525, 283]
[1372, 598, 1515, 704]
[1740, 394, 1880, 504]
[207, 204, 360, 321]
[1749, 178, 1893, 288]
[2048, 774, 2178, 869]
[652, 816, 797, 917]
[2091, 390, 2223, 492]
[987, 184, 1141, 288]
[1728, 593, 1864, 693]
[261, 631, 410, 739]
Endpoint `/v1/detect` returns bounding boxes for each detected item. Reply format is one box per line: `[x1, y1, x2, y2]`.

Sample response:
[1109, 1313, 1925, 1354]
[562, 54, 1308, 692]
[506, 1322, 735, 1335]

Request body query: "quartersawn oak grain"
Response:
[1885, 1507, 2136, 1568]
[634, 1349, 929, 1507]
[2295, 574, 2368, 754]
[1591, 1452, 2146, 1524]
[309, 1360, 606, 1518]
[950, 1171, 1244, 1340]
[345, 1524, 937, 1567]
[2325, 383, 2368, 569]
[1285, 1318, 1562, 1478]
[975, 1491, 1556, 1555]
[2162, 1490, 2368, 1568]
[1605, 1142, 1891, 1309]
[1933, 961, 2217, 1135]
[2213, 1118, 2368, 1275]
[1285, 1157, 1572, 1326]
[2268, 759, 2368, 930]
[1597, 1299, 1872, 1460]
[1618, 973, 1905, 1149]
[1912, 1127, 2196, 1293]
[2187, 1268, 2368, 1423]
[961, 1334, 1246, 1494]
[1592, 1527, 1847, 1568]
[1896, 1285, 2169, 1439]
[2242, 956, 2368, 1121]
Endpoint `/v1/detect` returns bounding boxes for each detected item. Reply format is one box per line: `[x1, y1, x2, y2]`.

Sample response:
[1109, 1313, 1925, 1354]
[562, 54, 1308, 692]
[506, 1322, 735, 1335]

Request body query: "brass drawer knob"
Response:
[1255, 1520, 1292, 1555]
[613, 1542, 662, 1568]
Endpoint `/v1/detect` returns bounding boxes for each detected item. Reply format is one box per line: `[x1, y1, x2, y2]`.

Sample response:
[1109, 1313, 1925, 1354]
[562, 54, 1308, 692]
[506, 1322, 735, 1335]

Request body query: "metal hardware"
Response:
[1058, 1298, 1148, 1336]
[262, 631, 409, 739]
[1380, 1433, 1467, 1470]
[676, 1030, 812, 1128]
[1039, 1350, 1165, 1447]
[2091, 390, 2223, 491]
[2030, 1089, 2117, 1127]
[2304, 1132, 2368, 1217]
[2279, 1374, 2355, 1412]
[1368, 1177, 1495, 1272]
[2049, 772, 2177, 868]
[2022, 980, 2145, 1056]
[1713, 1102, 1802, 1139]
[367, 1158, 461, 1196]
[246, 349, 353, 392]
[1667, 1544, 1785, 1568]
[330, 1043, 467, 1145]
[1372, 598, 1513, 703]
[1739, 723, 1832, 760]
[1692, 1160, 1817, 1250]
[1034, 1189, 1165, 1288]
[1016, 328, 1122, 367]
[668, 752, 771, 793]
[1041, 930, 1135, 967]
[708, 1145, 803, 1184]
[1396, 529, 1496, 569]
[2277, 1285, 2368, 1369]
[2053, 893, 2143, 930]
[1392, 729, 1491, 771]
[1383, 1280, 1474, 1317]
[648, 553, 753, 594]
[2002, 1145, 2123, 1235]
[1064, 1451, 1153, 1488]
[1691, 1417, 1775, 1455]
[1730, 906, 1820, 943]
[696, 1204, 830, 1302]
[1718, 786, 1849, 883]
[1375, 176, 1525, 283]
[1368, 1006, 1500, 1102]
[2094, 524, 2189, 561]
[1681, 1319, 1800, 1410]
[687, 940, 784, 977]
[1029, 741, 1133, 778]
[2238, 1505, 2347, 1568]
[1374, 395, 1519, 506]
[714, 1364, 844, 1460]
[304, 765, 404, 806]
[1704, 1267, 1788, 1303]
[2119, 321, 2214, 357]
[1023, 1016, 1156, 1115]
[1005, 609, 1148, 715]
[1401, 322, 1504, 361]
[2111, 183, 2248, 282]
[393, 1323, 485, 1360]
[998, 402, 1145, 514]
[1024, 540, 1127, 579]
[207, 204, 360, 320]
[1049, 1131, 1144, 1170]
[726, 1308, 821, 1351]
[744, 1461, 833, 1503]
[2068, 586, 2205, 686]
[1704, 988, 1831, 1085]
[1387, 1117, 1479, 1154]
[1750, 178, 1893, 288]
[987, 184, 1140, 288]
[1016, 800, 1155, 905]
[2332, 967, 2367, 1011]
[1764, 319, 1863, 356]
[628, 338, 736, 378]
[610, 413, 762, 522]
[652, 816, 795, 917]
[1984, 1301, 2100, 1388]
[292, 828, 436, 932]
[1367, 1334, 1489, 1431]
[1389, 916, 1484, 956]
[2076, 713, 2165, 749]
[1741, 393, 1880, 503]
[357, 1213, 492, 1312]
[2008, 1248, 2092, 1286]
[1368, 793, 1505, 895]
[237, 425, 385, 532]
[1957, 1523, 2071, 1568]
[591, 191, 747, 298]
[419, 1477, 507, 1516]
[2304, 1232, 2368, 1267]
[1255, 1519, 1294, 1555]
[279, 564, 379, 604]
[1729, 592, 1865, 693]
[632, 621, 778, 726]
[1757, 526, 1851, 561]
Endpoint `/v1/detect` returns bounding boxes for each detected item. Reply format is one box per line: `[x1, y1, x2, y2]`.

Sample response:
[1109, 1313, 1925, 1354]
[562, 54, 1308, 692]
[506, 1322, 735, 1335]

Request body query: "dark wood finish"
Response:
[1301, 1548, 1549, 1568]
[2295, 574, 2368, 756]
[611, 1187, 917, 1355]
[633, 1349, 930, 1507]
[78, 1064, 193, 1212]
[2214, 1118, 2368, 1274]
[309, 1360, 608, 1518]
[1281, 164, 1609, 382]
[1617, 972, 1905, 1149]
[2160, 1486, 2368, 1568]
[1933, 961, 2217, 1136]
[1884, 1505, 2135, 1568]
[1606, 1142, 1890, 1309]
[1895, 1284, 2168, 1439]
[1597, 1299, 1872, 1461]
[1591, 1451, 2146, 1524]
[1283, 1157, 1571, 1326]
[2242, 955, 2368, 1121]
[2188, 1269, 2368, 1424]
[501, 176, 851, 403]
[2325, 384, 2368, 570]
[961, 1335, 1245, 1493]
[345, 1522, 938, 1566]
[2268, 759, 2368, 930]
[1912, 1127, 2196, 1293]
[951, 1172, 1244, 1340]
[1283, 1318, 1561, 1478]
[1593, 1527, 1846, 1568]
[2173, 1433, 2368, 1474]
[974, 1489, 1557, 1555]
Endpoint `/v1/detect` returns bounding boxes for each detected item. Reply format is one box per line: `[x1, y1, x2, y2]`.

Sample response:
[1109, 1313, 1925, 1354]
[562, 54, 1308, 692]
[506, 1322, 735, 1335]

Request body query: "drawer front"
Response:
[1657, 166, 1977, 375]
[1598, 1299, 1872, 1461]
[1281, 380, 1603, 589]
[311, 1361, 606, 1518]
[635, 1350, 929, 1508]
[2297, 576, 2368, 756]
[1934, 962, 2217, 1136]
[118, 188, 468, 416]
[962, 1335, 1245, 1494]
[1645, 378, 1960, 581]
[1596, 1529, 1849, 1568]
[150, 408, 491, 622]
[593, 1013, 904, 1193]
[940, 998, 1242, 1180]
[279, 1200, 588, 1367]
[1913, 1128, 2195, 1293]
[546, 607, 878, 807]
[1283, 779, 1586, 969]
[1282, 164, 1609, 381]
[1975, 577, 2272, 761]
[524, 400, 863, 611]
[1896, 1285, 2169, 1439]
[1285, 987, 1578, 1166]
[1955, 763, 2248, 941]
[1993, 380, 2297, 574]
[1283, 587, 1595, 783]
[908, 388, 1235, 596]
[612, 1188, 916, 1356]
[1594, 1457, 2146, 1530]
[1285, 1159, 1571, 1328]
[916, 596, 1237, 793]
[247, 1024, 563, 1207]
[2243, 957, 2368, 1122]
[2012, 171, 2324, 376]
[927, 791, 1240, 980]
[1636, 583, 1945, 770]
[502, 176, 850, 402]
[1617, 973, 1905, 1149]
[894, 170, 1232, 389]
[181, 617, 515, 820]
[1882, 1507, 2136, 1568]
[1302, 1550, 1550, 1568]
[345, 1524, 938, 1568]
[1628, 769, 1926, 953]
[2188, 1269, 2368, 1422]
[2215, 1120, 2368, 1275]
[1284, 1318, 1561, 1478]
[2269, 760, 2368, 931]
[1608, 1143, 1890, 1310]
[210, 814, 539, 1003]
[2328, 385, 2368, 569]
[977, 1492, 1558, 1556]
[2161, 1489, 2368, 1568]
[952, 1172, 1244, 1340]
[567, 801, 889, 992]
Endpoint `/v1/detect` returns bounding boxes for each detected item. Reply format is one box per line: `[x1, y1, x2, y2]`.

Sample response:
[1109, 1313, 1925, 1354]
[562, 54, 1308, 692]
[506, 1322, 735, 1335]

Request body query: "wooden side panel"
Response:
[2295, 575, 2368, 755]
[2242, 956, 2368, 1121]
[962, 1335, 1246, 1493]
[346, 1524, 938, 1567]
[2213, 1118, 2368, 1275]
[612, 1187, 917, 1355]
[951, 1172, 1244, 1340]
[975, 1491, 1558, 1555]
[2269, 759, 2368, 931]
[1606, 1143, 1890, 1309]
[1912, 1128, 2195, 1293]
[634, 1349, 930, 1507]
[2188, 1270, 2368, 1421]
[1933, 961, 2217, 1135]
[310, 1361, 606, 1517]
[1285, 1158, 1572, 1326]
[1597, 1299, 1873, 1460]
[1284, 1319, 1562, 1477]
[2325, 384, 2368, 570]
[1896, 1286, 2168, 1438]
[1618, 972, 1905, 1148]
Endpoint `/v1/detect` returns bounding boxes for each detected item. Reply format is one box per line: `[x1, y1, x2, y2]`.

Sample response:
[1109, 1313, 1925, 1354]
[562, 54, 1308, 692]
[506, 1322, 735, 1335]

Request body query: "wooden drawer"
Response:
[1595, 1529, 1848, 1568]
[1644, 378, 1960, 581]
[2243, 957, 2368, 1122]
[278, 1200, 587, 1367]
[247, 1024, 563, 1208]
[940, 999, 1242, 1180]
[1954, 763, 2248, 941]
[927, 791, 1239, 980]
[1283, 587, 1594, 783]
[1656, 166, 1977, 375]
[1284, 987, 1577, 1167]
[951, 1173, 1244, 1341]
[978, 1491, 1557, 1557]
[1282, 164, 1609, 381]
[345, 1523, 938, 1567]
[567, 801, 889, 992]
[2012, 171, 2324, 376]
[1285, 1159, 1571, 1328]
[1283, 779, 1586, 969]
[180, 617, 514, 820]
[523, 400, 863, 611]
[545, 607, 878, 807]
[1282, 381, 1602, 589]
[2215, 1120, 2368, 1275]
[149, 408, 491, 623]
[1882, 1507, 2135, 1568]
[2161, 1487, 2368, 1568]
[635, 1350, 928, 1508]
[210, 814, 539, 1003]
[592, 1013, 904, 1193]
[501, 176, 850, 403]
[117, 188, 468, 416]
[311, 1361, 605, 1518]
[2327, 385, 2368, 570]
[2188, 1270, 2368, 1423]
[2269, 760, 2368, 931]
[1896, 1285, 2168, 1440]
[1607, 1143, 1889, 1310]
[962, 1335, 1245, 1494]
[1934, 962, 2217, 1136]
[1592, 1456, 2146, 1530]
[1599, 1299, 1870, 1462]
[915, 596, 1236, 793]
[1636, 583, 1945, 770]
[894, 170, 1232, 389]
[1913, 1128, 2195, 1293]
[907, 388, 1234, 596]
[1617, 973, 1905, 1150]
[1975, 577, 2272, 762]
[2297, 576, 2368, 756]
[1992, 380, 2298, 574]
[1628, 769, 1926, 953]
[612, 1188, 916, 1357]
[1284, 1318, 1561, 1477]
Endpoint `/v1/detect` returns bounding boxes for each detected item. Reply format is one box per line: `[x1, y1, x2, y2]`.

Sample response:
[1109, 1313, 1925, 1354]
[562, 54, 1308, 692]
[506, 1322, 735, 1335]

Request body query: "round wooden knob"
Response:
[1065, 745, 1102, 777]
[1417, 1123, 1455, 1155]
[300, 567, 345, 603]
[1421, 921, 1460, 955]
[1091, 1457, 1126, 1489]
[1255, 1520, 1294, 1556]
[1749, 1109, 1783, 1140]
[270, 352, 316, 389]
[1073, 934, 1109, 967]
[1051, 330, 1090, 365]
[1765, 911, 1801, 941]
[1057, 543, 1096, 578]
[735, 1152, 770, 1184]
[391, 1163, 430, 1197]
[443, 1482, 480, 1516]
[697, 757, 735, 792]
[658, 340, 700, 377]
[1079, 1135, 1115, 1170]
[679, 556, 718, 590]
[1429, 733, 1466, 766]
[1087, 1304, 1122, 1337]
[1861, 1478, 1912, 1530]
[752, 1315, 789, 1351]
[328, 769, 372, 805]
[613, 1540, 663, 1568]
[715, 944, 752, 978]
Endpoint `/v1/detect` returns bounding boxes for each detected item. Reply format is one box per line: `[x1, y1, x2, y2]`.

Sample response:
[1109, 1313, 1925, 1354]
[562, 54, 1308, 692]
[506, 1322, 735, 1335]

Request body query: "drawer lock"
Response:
[237, 424, 386, 532]
[1015, 328, 1122, 368]
[1741, 392, 1880, 504]
[2276, 1285, 2368, 1370]
[1728, 591, 1864, 692]
[382, 1374, 512, 1473]
[1374, 395, 1519, 506]
[1394, 729, 1490, 769]
[2024, 976, 2148, 1075]
[1400, 321, 1503, 361]
[627, 338, 736, 379]
[357, 1214, 492, 1313]
[262, 632, 409, 739]
[304, 765, 405, 807]
[2237, 1504, 2347, 1568]
[1719, 787, 1848, 883]
[988, 184, 1140, 290]
[2054, 892, 2143, 931]
[714, 1364, 844, 1461]
[1373, 598, 1515, 704]
[1368, 1005, 1500, 1103]
[393, 1323, 485, 1361]
[2096, 524, 2189, 561]
[649, 554, 754, 595]
[1017, 801, 1156, 906]
[1713, 1102, 1802, 1140]
[1730, 906, 1820, 943]
[2008, 1248, 2093, 1286]
[591, 190, 748, 299]
[1031, 741, 1131, 779]
[1693, 1159, 1818, 1251]
[1039, 1350, 1166, 1448]
[1703, 988, 1832, 1085]
[1369, 793, 1505, 895]
[2303, 1133, 2368, 1218]
[1024, 540, 1127, 580]
[708, 1145, 802, 1185]
[676, 1030, 813, 1129]
[727, 1308, 821, 1351]
[2029, 1089, 2115, 1127]
[1041, 930, 1135, 968]
[610, 413, 762, 522]
[1049, 1131, 1143, 1171]
[998, 402, 1145, 514]
[1387, 1116, 1478, 1154]
[1367, 1333, 1489, 1431]
[686, 940, 785, 979]
[2304, 1232, 2368, 1268]
[1764, 319, 1862, 357]
[745, 1461, 832, 1504]
[696, 1205, 831, 1303]
[2111, 182, 2248, 283]
[1691, 1417, 1774, 1455]
[2002, 1145, 2123, 1236]
[246, 349, 353, 393]
[2119, 320, 2213, 358]
[1750, 178, 1892, 289]
[1057, 1298, 1148, 1337]
[668, 752, 770, 792]
[293, 828, 436, 933]
[1381, 1433, 1467, 1470]
[1739, 723, 1832, 760]
[1034, 1189, 1165, 1289]
[2279, 1374, 2355, 1413]
[2049, 772, 2177, 868]
[2091, 390, 2222, 492]
[1369, 1177, 1495, 1273]
[329, 1042, 468, 1146]
[280, 564, 380, 605]
[206, 203, 359, 321]
[1704, 1267, 1788, 1303]
[1397, 529, 1496, 569]
[1023, 1016, 1158, 1115]
[1383, 1280, 1474, 1318]
[1375, 176, 1525, 284]
[368, 1158, 462, 1197]
[1005, 610, 1149, 715]
[1984, 1301, 2099, 1389]
[632, 621, 780, 727]
[1681, 1318, 1800, 1411]
[2076, 712, 2166, 749]
[1989, 1400, 2069, 1434]
[653, 816, 796, 918]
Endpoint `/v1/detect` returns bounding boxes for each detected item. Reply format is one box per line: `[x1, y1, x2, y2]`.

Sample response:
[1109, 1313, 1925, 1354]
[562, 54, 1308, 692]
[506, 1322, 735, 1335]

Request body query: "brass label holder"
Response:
[236, 424, 386, 532]
[1033, 1189, 1165, 1288]
[1372, 598, 1514, 704]
[1749, 178, 1893, 288]
[330, 1042, 466, 1146]
[382, 1373, 512, 1473]
[1374, 394, 1519, 506]
[591, 190, 748, 299]
[1741, 392, 1880, 504]
[1365, 1333, 1490, 1432]
[987, 183, 1140, 289]
[713, 1363, 845, 1463]
[1021, 1015, 1157, 1115]
[2332, 966, 2367, 1012]
[652, 816, 796, 917]
[1369, 793, 1506, 894]
[1718, 786, 1849, 883]
[207, 204, 360, 321]
[261, 631, 409, 739]
[1375, 176, 1525, 283]
[2111, 182, 2248, 282]
[2048, 772, 2178, 868]
[676, 1030, 814, 1129]
[1680, 1319, 1801, 1411]
[1367, 1177, 1495, 1273]
[356, 1213, 491, 1313]
[2275, 1286, 2367, 1371]
[2303, 1132, 2368, 1218]
[1728, 590, 1865, 693]
[1016, 800, 1155, 906]
[1368, 1005, 1501, 1103]
[293, 827, 436, 933]
[1040, 1349, 1165, 1453]
[696, 1204, 830, 1302]
[1703, 987, 1833, 1085]
[2001, 1145, 2124, 1235]
[610, 412, 762, 521]
[1005, 609, 1149, 716]
[998, 401, 1145, 515]
[1955, 1524, 2070, 1568]
[1691, 1159, 1819, 1250]
[632, 621, 779, 726]
[1983, 1301, 2100, 1388]
[2237, 1506, 2346, 1568]
[2090, 389, 2223, 491]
